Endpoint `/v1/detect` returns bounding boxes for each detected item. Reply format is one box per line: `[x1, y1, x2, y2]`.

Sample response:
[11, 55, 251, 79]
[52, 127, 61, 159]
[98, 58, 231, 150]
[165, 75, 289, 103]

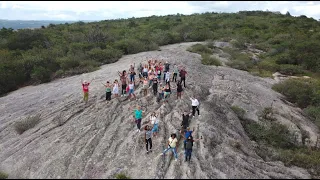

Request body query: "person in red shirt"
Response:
[81, 79, 93, 103]
[179, 67, 187, 88]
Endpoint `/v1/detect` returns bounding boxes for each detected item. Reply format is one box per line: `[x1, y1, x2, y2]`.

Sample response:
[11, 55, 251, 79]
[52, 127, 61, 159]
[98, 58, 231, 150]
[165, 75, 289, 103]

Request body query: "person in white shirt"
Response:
[190, 97, 200, 117]
[165, 71, 171, 83]
[149, 112, 160, 137]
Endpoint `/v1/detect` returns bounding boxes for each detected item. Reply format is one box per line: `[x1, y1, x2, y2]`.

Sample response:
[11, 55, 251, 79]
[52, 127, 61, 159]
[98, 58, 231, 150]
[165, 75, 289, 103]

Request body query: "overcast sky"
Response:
[0, 1, 319, 21]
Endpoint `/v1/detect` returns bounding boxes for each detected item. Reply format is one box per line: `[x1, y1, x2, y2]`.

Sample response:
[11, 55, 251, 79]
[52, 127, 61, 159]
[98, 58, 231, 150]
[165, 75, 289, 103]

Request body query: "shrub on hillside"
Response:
[257, 59, 280, 72]
[14, 114, 41, 135]
[278, 64, 305, 76]
[57, 56, 80, 71]
[201, 54, 222, 66]
[114, 39, 148, 55]
[115, 173, 131, 179]
[231, 106, 246, 120]
[304, 106, 320, 128]
[87, 47, 123, 63]
[226, 60, 248, 71]
[272, 79, 319, 108]
[242, 120, 295, 149]
[187, 44, 213, 54]
[0, 171, 8, 179]
[31, 66, 52, 83]
[277, 148, 320, 177]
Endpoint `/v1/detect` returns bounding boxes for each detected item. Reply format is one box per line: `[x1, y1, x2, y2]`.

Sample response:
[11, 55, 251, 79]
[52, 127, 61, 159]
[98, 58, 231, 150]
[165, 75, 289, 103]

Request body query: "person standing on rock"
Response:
[129, 63, 136, 84]
[148, 70, 155, 88]
[118, 70, 128, 97]
[176, 80, 183, 99]
[163, 83, 171, 103]
[160, 133, 179, 161]
[182, 127, 195, 149]
[102, 81, 112, 101]
[179, 67, 187, 88]
[142, 77, 149, 97]
[81, 79, 93, 104]
[137, 62, 143, 79]
[143, 65, 148, 78]
[163, 61, 170, 81]
[130, 105, 144, 132]
[184, 136, 201, 162]
[190, 97, 200, 117]
[144, 125, 153, 154]
[112, 79, 120, 98]
[152, 76, 159, 96]
[128, 81, 136, 101]
[149, 112, 159, 137]
[165, 70, 171, 83]
[181, 111, 192, 132]
[172, 64, 179, 82]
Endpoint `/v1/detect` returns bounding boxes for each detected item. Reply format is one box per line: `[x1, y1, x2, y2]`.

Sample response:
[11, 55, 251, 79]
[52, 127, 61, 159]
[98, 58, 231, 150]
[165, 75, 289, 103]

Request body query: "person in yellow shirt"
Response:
[159, 133, 179, 161]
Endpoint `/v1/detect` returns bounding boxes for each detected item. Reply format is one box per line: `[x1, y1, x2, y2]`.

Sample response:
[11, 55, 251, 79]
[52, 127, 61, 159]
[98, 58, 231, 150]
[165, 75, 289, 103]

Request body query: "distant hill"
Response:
[0, 19, 93, 30]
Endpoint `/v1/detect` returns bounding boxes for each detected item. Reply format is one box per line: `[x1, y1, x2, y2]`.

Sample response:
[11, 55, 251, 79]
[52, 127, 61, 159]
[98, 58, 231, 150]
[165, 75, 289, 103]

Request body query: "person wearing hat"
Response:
[81, 79, 93, 104]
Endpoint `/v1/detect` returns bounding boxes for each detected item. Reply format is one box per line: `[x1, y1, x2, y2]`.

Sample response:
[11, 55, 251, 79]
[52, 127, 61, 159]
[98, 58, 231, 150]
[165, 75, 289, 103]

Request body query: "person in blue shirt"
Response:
[181, 127, 195, 150]
[130, 105, 145, 133]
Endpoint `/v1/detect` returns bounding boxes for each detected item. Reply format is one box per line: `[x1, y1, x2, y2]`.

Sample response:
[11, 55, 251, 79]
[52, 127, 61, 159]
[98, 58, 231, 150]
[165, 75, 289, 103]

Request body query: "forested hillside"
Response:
[0, 11, 320, 96]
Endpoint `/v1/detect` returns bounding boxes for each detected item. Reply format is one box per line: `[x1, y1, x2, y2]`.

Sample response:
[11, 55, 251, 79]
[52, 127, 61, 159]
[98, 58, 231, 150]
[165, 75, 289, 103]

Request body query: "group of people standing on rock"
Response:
[80, 57, 201, 162]
[80, 58, 188, 103]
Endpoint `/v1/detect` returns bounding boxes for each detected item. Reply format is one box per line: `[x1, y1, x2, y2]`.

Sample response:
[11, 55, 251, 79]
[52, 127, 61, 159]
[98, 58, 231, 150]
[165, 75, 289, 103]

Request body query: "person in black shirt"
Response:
[181, 111, 192, 131]
[152, 76, 159, 96]
[176, 80, 183, 99]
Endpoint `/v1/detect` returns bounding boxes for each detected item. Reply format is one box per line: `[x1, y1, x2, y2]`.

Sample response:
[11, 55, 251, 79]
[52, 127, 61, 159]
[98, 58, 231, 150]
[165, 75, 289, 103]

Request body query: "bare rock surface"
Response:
[0, 42, 318, 179]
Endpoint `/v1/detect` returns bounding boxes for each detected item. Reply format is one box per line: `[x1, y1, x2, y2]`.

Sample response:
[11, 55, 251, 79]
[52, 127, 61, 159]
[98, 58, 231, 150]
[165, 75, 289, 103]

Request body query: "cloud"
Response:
[0, 1, 319, 21]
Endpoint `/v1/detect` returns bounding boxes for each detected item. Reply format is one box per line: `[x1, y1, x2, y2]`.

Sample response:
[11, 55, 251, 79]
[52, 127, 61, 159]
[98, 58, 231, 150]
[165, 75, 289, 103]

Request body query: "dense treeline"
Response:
[0, 11, 320, 96]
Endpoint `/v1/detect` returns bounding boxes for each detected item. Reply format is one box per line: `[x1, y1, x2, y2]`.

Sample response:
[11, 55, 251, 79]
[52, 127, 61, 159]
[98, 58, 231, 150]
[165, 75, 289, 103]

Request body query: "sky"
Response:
[0, 1, 320, 21]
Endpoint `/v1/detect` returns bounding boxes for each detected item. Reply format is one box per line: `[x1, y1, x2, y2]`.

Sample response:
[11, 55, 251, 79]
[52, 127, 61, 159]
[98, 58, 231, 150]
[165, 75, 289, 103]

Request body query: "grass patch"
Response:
[272, 78, 320, 108]
[231, 105, 246, 120]
[0, 171, 8, 179]
[201, 54, 222, 66]
[277, 148, 320, 176]
[304, 106, 320, 128]
[115, 173, 131, 179]
[223, 47, 253, 71]
[187, 44, 213, 54]
[14, 114, 41, 135]
[231, 104, 320, 176]
[249, 67, 274, 78]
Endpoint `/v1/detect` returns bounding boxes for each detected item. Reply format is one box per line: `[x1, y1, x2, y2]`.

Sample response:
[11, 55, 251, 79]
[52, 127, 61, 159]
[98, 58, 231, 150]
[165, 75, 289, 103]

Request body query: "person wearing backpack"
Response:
[182, 126, 195, 150]
[185, 136, 202, 162]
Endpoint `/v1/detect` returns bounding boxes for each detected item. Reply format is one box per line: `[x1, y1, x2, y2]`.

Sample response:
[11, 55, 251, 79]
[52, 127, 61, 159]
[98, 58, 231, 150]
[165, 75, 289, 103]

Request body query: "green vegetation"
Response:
[187, 44, 213, 54]
[272, 78, 320, 129]
[115, 173, 131, 179]
[1, 11, 320, 96]
[14, 114, 41, 135]
[187, 44, 221, 66]
[231, 106, 320, 177]
[231, 106, 246, 120]
[201, 54, 222, 66]
[0, 171, 8, 179]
